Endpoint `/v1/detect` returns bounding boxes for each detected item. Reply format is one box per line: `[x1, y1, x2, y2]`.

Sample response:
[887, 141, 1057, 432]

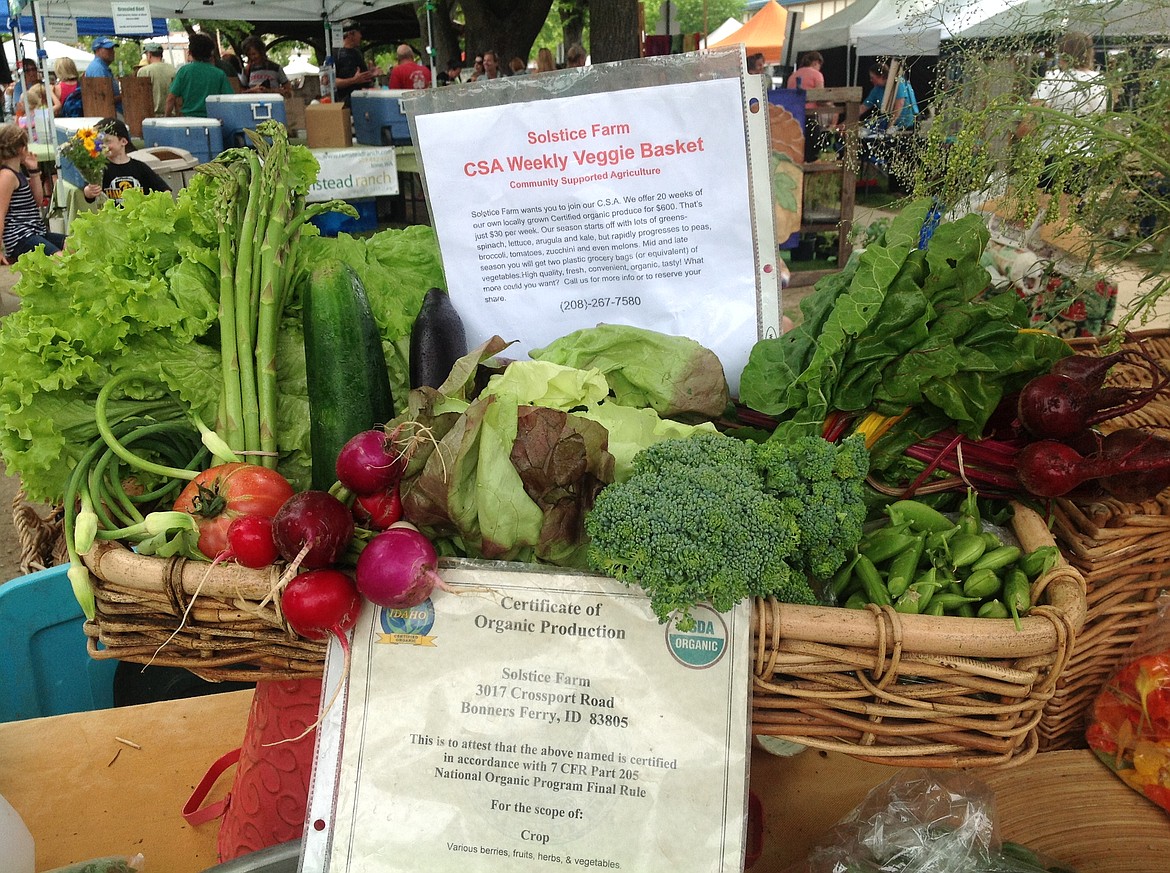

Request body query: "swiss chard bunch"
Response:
[739, 200, 1070, 447]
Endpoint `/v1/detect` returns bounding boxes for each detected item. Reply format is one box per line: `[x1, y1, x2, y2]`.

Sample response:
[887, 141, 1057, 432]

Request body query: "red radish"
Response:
[273, 491, 355, 569]
[355, 526, 450, 609]
[1017, 372, 1168, 441]
[282, 569, 363, 642]
[226, 514, 280, 568]
[336, 429, 407, 496]
[278, 569, 363, 743]
[352, 486, 403, 530]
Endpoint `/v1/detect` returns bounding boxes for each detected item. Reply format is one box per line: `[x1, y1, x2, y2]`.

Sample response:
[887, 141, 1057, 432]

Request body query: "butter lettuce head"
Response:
[529, 324, 731, 419]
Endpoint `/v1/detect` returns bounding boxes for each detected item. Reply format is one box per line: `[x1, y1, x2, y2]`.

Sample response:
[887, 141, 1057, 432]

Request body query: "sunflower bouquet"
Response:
[58, 127, 109, 185]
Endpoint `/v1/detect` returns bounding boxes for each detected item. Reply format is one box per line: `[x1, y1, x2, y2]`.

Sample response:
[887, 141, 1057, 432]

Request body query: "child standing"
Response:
[0, 123, 63, 266]
[82, 118, 170, 206]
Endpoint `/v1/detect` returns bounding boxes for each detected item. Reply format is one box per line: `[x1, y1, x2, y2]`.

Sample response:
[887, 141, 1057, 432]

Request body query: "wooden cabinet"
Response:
[789, 86, 862, 288]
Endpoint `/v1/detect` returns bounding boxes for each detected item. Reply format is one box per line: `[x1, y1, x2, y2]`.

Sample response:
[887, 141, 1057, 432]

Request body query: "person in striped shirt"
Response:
[0, 123, 64, 266]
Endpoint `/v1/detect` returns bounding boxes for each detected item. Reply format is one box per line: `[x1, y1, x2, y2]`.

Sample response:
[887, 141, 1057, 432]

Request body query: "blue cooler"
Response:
[205, 94, 287, 148]
[351, 90, 412, 146]
[141, 117, 224, 164]
[309, 198, 378, 237]
[54, 117, 107, 189]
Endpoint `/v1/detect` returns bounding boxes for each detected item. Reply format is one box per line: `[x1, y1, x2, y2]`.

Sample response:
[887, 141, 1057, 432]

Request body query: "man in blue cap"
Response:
[86, 37, 121, 103]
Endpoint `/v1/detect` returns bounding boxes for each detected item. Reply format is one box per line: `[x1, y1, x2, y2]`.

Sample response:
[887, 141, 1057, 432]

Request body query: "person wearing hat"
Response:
[86, 37, 121, 103]
[137, 42, 176, 116]
[81, 118, 170, 207]
[334, 20, 380, 106]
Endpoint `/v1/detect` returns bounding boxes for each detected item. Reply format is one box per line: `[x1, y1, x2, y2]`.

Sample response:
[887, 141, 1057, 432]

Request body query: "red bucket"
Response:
[184, 678, 322, 861]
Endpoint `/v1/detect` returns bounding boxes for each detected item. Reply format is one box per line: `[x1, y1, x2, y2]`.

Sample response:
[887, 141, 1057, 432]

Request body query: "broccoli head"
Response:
[584, 432, 871, 628]
[755, 433, 870, 580]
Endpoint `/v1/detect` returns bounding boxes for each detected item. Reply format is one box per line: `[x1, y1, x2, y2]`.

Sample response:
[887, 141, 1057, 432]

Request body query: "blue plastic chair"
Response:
[0, 564, 117, 722]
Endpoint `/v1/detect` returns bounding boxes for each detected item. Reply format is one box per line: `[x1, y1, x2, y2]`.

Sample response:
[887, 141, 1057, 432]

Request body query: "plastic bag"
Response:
[806, 769, 1075, 873]
[1086, 592, 1170, 812]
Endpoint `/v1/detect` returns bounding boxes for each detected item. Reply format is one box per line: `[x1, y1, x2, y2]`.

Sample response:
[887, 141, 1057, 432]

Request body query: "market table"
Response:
[3, 690, 1167, 872]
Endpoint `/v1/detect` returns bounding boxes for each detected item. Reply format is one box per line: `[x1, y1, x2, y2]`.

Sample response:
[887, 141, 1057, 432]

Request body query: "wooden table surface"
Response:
[3, 690, 1169, 872]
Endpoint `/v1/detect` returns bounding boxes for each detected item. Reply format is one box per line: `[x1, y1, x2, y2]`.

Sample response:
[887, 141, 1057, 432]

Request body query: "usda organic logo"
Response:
[665, 605, 728, 668]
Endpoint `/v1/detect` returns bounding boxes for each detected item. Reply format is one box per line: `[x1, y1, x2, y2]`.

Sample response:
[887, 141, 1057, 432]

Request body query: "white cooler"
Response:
[135, 147, 202, 197]
[141, 117, 225, 164]
[205, 94, 287, 148]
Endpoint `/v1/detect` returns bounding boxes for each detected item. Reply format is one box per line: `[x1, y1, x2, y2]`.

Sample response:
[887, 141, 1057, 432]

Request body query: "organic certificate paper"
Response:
[303, 561, 751, 872]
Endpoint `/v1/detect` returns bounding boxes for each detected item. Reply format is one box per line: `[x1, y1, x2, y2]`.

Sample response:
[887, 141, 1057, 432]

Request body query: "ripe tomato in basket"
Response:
[173, 463, 295, 559]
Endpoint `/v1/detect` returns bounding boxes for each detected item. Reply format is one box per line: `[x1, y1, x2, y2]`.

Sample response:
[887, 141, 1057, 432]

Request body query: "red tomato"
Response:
[352, 486, 403, 530]
[174, 463, 295, 558]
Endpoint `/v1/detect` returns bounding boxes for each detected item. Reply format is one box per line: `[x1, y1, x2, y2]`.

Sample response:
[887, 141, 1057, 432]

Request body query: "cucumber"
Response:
[303, 259, 395, 491]
[409, 287, 468, 389]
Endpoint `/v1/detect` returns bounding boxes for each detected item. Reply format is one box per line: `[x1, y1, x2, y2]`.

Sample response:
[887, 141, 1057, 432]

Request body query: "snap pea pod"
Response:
[885, 534, 925, 598]
[981, 530, 1005, 551]
[957, 488, 981, 536]
[977, 599, 1011, 619]
[1019, 545, 1059, 579]
[971, 545, 1022, 573]
[844, 591, 868, 610]
[949, 533, 987, 569]
[859, 524, 918, 565]
[932, 592, 980, 612]
[896, 578, 943, 615]
[887, 499, 955, 533]
[962, 567, 1003, 599]
[853, 554, 892, 606]
[1004, 568, 1032, 631]
[831, 554, 862, 600]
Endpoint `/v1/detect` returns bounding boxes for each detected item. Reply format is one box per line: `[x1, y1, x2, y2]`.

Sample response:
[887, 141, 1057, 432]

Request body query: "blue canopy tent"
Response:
[17, 15, 168, 36]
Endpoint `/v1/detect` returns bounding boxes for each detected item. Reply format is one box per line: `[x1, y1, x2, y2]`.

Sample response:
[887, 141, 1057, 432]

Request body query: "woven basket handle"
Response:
[182, 747, 241, 827]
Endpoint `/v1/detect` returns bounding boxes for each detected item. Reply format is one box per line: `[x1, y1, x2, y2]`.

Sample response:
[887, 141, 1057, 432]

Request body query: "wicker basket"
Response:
[1037, 327, 1170, 751]
[81, 539, 326, 683]
[751, 502, 1086, 769]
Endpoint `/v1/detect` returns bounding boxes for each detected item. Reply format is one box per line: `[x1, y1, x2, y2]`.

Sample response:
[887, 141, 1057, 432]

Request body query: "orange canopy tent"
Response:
[707, 0, 790, 64]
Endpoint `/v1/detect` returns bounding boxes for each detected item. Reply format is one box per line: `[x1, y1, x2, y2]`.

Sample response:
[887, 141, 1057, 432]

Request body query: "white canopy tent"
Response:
[704, 17, 745, 48]
[954, 0, 1170, 40]
[796, 0, 1019, 56]
[4, 35, 92, 65]
[22, 0, 413, 26]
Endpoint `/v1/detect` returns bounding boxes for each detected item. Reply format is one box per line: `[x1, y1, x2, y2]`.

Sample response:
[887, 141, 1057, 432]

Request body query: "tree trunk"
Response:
[415, 0, 464, 69]
[461, 0, 557, 69]
[559, 0, 589, 54]
[589, 0, 641, 64]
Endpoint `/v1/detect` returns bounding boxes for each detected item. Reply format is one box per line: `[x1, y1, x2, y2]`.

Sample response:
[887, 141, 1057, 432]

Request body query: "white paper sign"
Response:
[109, 2, 152, 33]
[306, 147, 399, 202]
[302, 562, 751, 872]
[40, 15, 78, 43]
[412, 76, 766, 395]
